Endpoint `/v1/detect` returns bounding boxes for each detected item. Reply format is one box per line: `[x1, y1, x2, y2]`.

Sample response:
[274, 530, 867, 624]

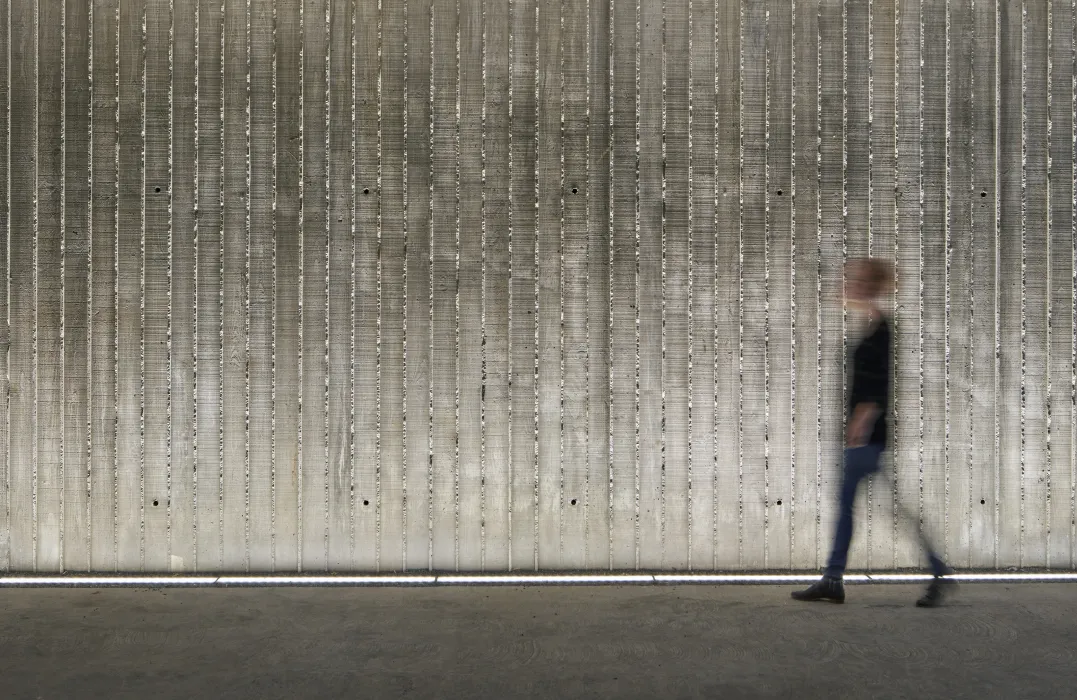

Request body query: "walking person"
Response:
[791, 257, 954, 607]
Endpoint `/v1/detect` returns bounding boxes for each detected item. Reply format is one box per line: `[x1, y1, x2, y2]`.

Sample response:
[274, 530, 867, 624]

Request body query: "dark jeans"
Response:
[824, 444, 949, 579]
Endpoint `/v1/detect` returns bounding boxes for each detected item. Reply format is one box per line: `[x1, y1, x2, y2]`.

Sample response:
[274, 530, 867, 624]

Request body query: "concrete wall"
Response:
[0, 0, 1074, 573]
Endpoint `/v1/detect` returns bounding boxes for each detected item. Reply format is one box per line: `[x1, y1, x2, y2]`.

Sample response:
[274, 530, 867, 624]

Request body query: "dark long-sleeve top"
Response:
[848, 317, 891, 446]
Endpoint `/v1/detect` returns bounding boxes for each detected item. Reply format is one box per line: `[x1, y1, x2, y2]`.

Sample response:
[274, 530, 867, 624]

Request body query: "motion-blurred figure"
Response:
[791, 257, 953, 607]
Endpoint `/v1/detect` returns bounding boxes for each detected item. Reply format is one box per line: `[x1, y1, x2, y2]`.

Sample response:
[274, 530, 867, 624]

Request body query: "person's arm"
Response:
[846, 401, 881, 447]
[847, 330, 889, 447]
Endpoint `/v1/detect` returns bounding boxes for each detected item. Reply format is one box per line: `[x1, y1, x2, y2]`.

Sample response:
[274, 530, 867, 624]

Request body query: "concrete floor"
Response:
[1, 583, 1074, 699]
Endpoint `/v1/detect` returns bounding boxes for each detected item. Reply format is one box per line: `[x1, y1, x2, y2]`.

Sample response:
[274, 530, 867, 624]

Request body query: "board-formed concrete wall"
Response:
[0, 0, 1074, 573]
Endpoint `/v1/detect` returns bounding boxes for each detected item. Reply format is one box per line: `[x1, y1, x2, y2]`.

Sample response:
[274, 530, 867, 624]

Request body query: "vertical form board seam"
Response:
[713, 0, 720, 570]
[1020, 0, 1028, 567]
[1071, 0, 1077, 570]
[686, 0, 695, 568]
[737, 0, 744, 570]
[659, 0, 667, 565]
[399, 0, 407, 571]
[426, 0, 434, 571]
[945, 0, 952, 562]
[57, 0, 66, 572]
[480, 0, 488, 572]
[789, 0, 798, 571]
[324, 0, 331, 571]
[1042, 0, 1051, 560]
[350, 0, 357, 566]
[841, 0, 849, 571]
[168, 0, 175, 565]
[32, 0, 39, 572]
[634, 0, 641, 569]
[140, 0, 147, 572]
[114, 0, 120, 570]
[558, 0, 566, 567]
[994, 0, 1002, 569]
[376, 0, 385, 572]
[815, 0, 824, 568]
[60, 0, 67, 573]
[244, 0, 251, 571]
[296, 0, 304, 570]
[866, 0, 874, 566]
[607, 0, 615, 570]
[455, 0, 462, 572]
[505, 0, 513, 570]
[88, 0, 95, 571]
[764, 0, 772, 568]
[192, 0, 199, 572]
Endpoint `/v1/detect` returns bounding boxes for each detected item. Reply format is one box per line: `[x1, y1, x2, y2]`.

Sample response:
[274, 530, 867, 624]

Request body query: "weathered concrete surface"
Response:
[1, 584, 1074, 699]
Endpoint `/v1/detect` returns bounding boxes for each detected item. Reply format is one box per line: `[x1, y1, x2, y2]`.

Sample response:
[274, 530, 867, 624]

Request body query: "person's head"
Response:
[844, 257, 895, 309]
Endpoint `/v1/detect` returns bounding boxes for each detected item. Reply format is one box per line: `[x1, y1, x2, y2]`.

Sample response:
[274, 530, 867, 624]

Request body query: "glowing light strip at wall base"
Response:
[1, 572, 1076, 587]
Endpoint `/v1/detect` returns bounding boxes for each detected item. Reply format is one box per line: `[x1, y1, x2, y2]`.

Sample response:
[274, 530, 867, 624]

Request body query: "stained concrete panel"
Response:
[0, 0, 1074, 572]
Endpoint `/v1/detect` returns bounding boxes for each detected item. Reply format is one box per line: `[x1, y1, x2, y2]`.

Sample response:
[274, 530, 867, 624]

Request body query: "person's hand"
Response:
[846, 403, 880, 448]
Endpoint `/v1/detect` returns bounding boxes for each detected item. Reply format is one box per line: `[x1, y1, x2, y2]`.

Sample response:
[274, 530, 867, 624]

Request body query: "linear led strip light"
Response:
[1, 572, 1076, 587]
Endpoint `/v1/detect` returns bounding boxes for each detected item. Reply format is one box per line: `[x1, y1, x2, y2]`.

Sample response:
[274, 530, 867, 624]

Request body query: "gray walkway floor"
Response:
[1, 583, 1074, 699]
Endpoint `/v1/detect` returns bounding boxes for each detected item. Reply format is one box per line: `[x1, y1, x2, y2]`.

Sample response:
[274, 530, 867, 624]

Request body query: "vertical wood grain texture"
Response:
[457, 0, 484, 571]
[998, 0, 1023, 567]
[37, 0, 63, 572]
[143, 0, 171, 572]
[222, 0, 249, 571]
[1023, 0, 1050, 567]
[248, 0, 275, 571]
[430, 0, 459, 570]
[585, 0, 612, 569]
[688, 0, 716, 571]
[535, 0, 562, 567]
[664, 0, 691, 570]
[116, 0, 144, 570]
[89, 0, 119, 572]
[609, 0, 636, 569]
[637, 0, 662, 568]
[1047, 0, 1076, 568]
[482, 0, 511, 570]
[947, 0, 975, 569]
[301, 0, 329, 571]
[405, 0, 433, 571]
[791, 0, 821, 570]
[326, 0, 354, 569]
[0, 0, 14, 570]
[767, 0, 793, 571]
[353, 0, 380, 570]
[508, 0, 538, 571]
[922, 0, 947, 572]
[63, 0, 91, 572]
[195, 0, 224, 570]
[1, 0, 1074, 573]
[969, 0, 998, 568]
[171, 0, 198, 571]
[379, 0, 406, 570]
[714, 0, 742, 569]
[562, 0, 589, 569]
[817, 0, 845, 570]
[740, 0, 767, 571]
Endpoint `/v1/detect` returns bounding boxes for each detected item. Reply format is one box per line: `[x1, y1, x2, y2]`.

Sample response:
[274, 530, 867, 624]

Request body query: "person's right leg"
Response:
[792, 445, 883, 603]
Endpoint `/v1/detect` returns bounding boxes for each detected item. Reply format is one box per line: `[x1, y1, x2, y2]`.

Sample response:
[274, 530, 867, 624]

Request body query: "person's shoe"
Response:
[791, 576, 845, 603]
[916, 577, 955, 608]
